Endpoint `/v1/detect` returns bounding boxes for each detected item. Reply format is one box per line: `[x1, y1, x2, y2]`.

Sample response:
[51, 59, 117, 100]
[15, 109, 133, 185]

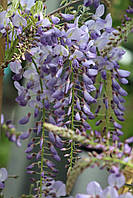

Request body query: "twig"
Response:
[47, 0, 82, 16]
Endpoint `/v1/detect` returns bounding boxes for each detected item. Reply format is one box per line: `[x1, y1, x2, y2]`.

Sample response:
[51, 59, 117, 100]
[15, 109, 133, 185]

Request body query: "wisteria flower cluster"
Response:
[0, 0, 133, 197]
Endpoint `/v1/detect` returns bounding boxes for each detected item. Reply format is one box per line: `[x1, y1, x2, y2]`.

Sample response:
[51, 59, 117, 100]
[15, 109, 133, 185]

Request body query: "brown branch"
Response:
[0, 0, 7, 131]
[0, 0, 7, 9]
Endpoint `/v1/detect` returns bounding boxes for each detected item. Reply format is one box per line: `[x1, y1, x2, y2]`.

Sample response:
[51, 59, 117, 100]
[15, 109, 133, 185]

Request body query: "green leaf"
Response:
[6, 9, 14, 17]
[5, 38, 19, 61]
[12, 0, 19, 9]
[31, 0, 43, 15]
[60, 0, 67, 6]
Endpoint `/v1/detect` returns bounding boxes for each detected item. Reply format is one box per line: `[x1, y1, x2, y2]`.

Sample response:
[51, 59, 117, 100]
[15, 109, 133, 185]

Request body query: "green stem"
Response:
[32, 58, 45, 197]
[40, 106, 45, 197]
[104, 71, 112, 135]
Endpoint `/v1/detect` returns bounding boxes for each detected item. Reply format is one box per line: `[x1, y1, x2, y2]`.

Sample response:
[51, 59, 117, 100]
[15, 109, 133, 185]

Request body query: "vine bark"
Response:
[0, 0, 7, 130]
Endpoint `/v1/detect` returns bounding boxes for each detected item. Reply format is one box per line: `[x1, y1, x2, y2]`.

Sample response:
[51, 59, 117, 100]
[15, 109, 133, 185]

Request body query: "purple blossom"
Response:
[84, 0, 100, 8]
[0, 168, 8, 182]
[51, 16, 60, 24]
[84, 0, 93, 7]
[117, 69, 130, 78]
[108, 173, 125, 189]
[84, 90, 96, 103]
[87, 69, 98, 77]
[23, 69, 39, 81]
[83, 73, 93, 84]
[92, 4, 105, 20]
[60, 13, 74, 21]
[52, 181, 66, 197]
[0, 168, 8, 190]
[1, 114, 4, 125]
[19, 113, 31, 125]
[20, 0, 35, 9]
[53, 45, 69, 57]
[75, 112, 81, 121]
[118, 87, 128, 96]
[40, 18, 51, 28]
[12, 14, 27, 27]
[101, 186, 119, 198]
[49, 144, 58, 155]
[86, 181, 102, 195]
[125, 136, 133, 144]
[10, 60, 22, 74]
[19, 131, 30, 140]
[0, 11, 9, 28]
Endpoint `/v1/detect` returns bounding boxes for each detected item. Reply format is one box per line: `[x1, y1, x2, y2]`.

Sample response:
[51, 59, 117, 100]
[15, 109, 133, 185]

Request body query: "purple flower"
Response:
[40, 137, 43, 150]
[23, 69, 39, 81]
[53, 154, 61, 161]
[53, 45, 69, 57]
[49, 144, 58, 155]
[12, 14, 27, 27]
[124, 144, 131, 154]
[0, 168, 8, 190]
[118, 87, 128, 96]
[0, 168, 8, 182]
[51, 16, 60, 24]
[19, 131, 30, 140]
[101, 186, 118, 198]
[125, 136, 133, 144]
[86, 181, 102, 195]
[84, 0, 93, 7]
[83, 73, 93, 84]
[84, 0, 100, 8]
[49, 132, 55, 143]
[1, 114, 4, 125]
[0, 182, 5, 190]
[25, 144, 34, 153]
[108, 173, 125, 189]
[114, 121, 122, 129]
[117, 69, 130, 78]
[60, 13, 74, 21]
[87, 69, 98, 77]
[19, 113, 31, 125]
[10, 60, 22, 74]
[0, 11, 9, 28]
[84, 90, 96, 103]
[92, 4, 105, 20]
[52, 181, 66, 197]
[20, 0, 35, 9]
[75, 112, 81, 121]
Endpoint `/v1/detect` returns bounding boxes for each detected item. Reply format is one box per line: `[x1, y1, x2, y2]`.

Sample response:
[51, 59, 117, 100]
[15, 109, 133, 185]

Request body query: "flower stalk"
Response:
[32, 58, 45, 197]
[104, 71, 113, 135]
